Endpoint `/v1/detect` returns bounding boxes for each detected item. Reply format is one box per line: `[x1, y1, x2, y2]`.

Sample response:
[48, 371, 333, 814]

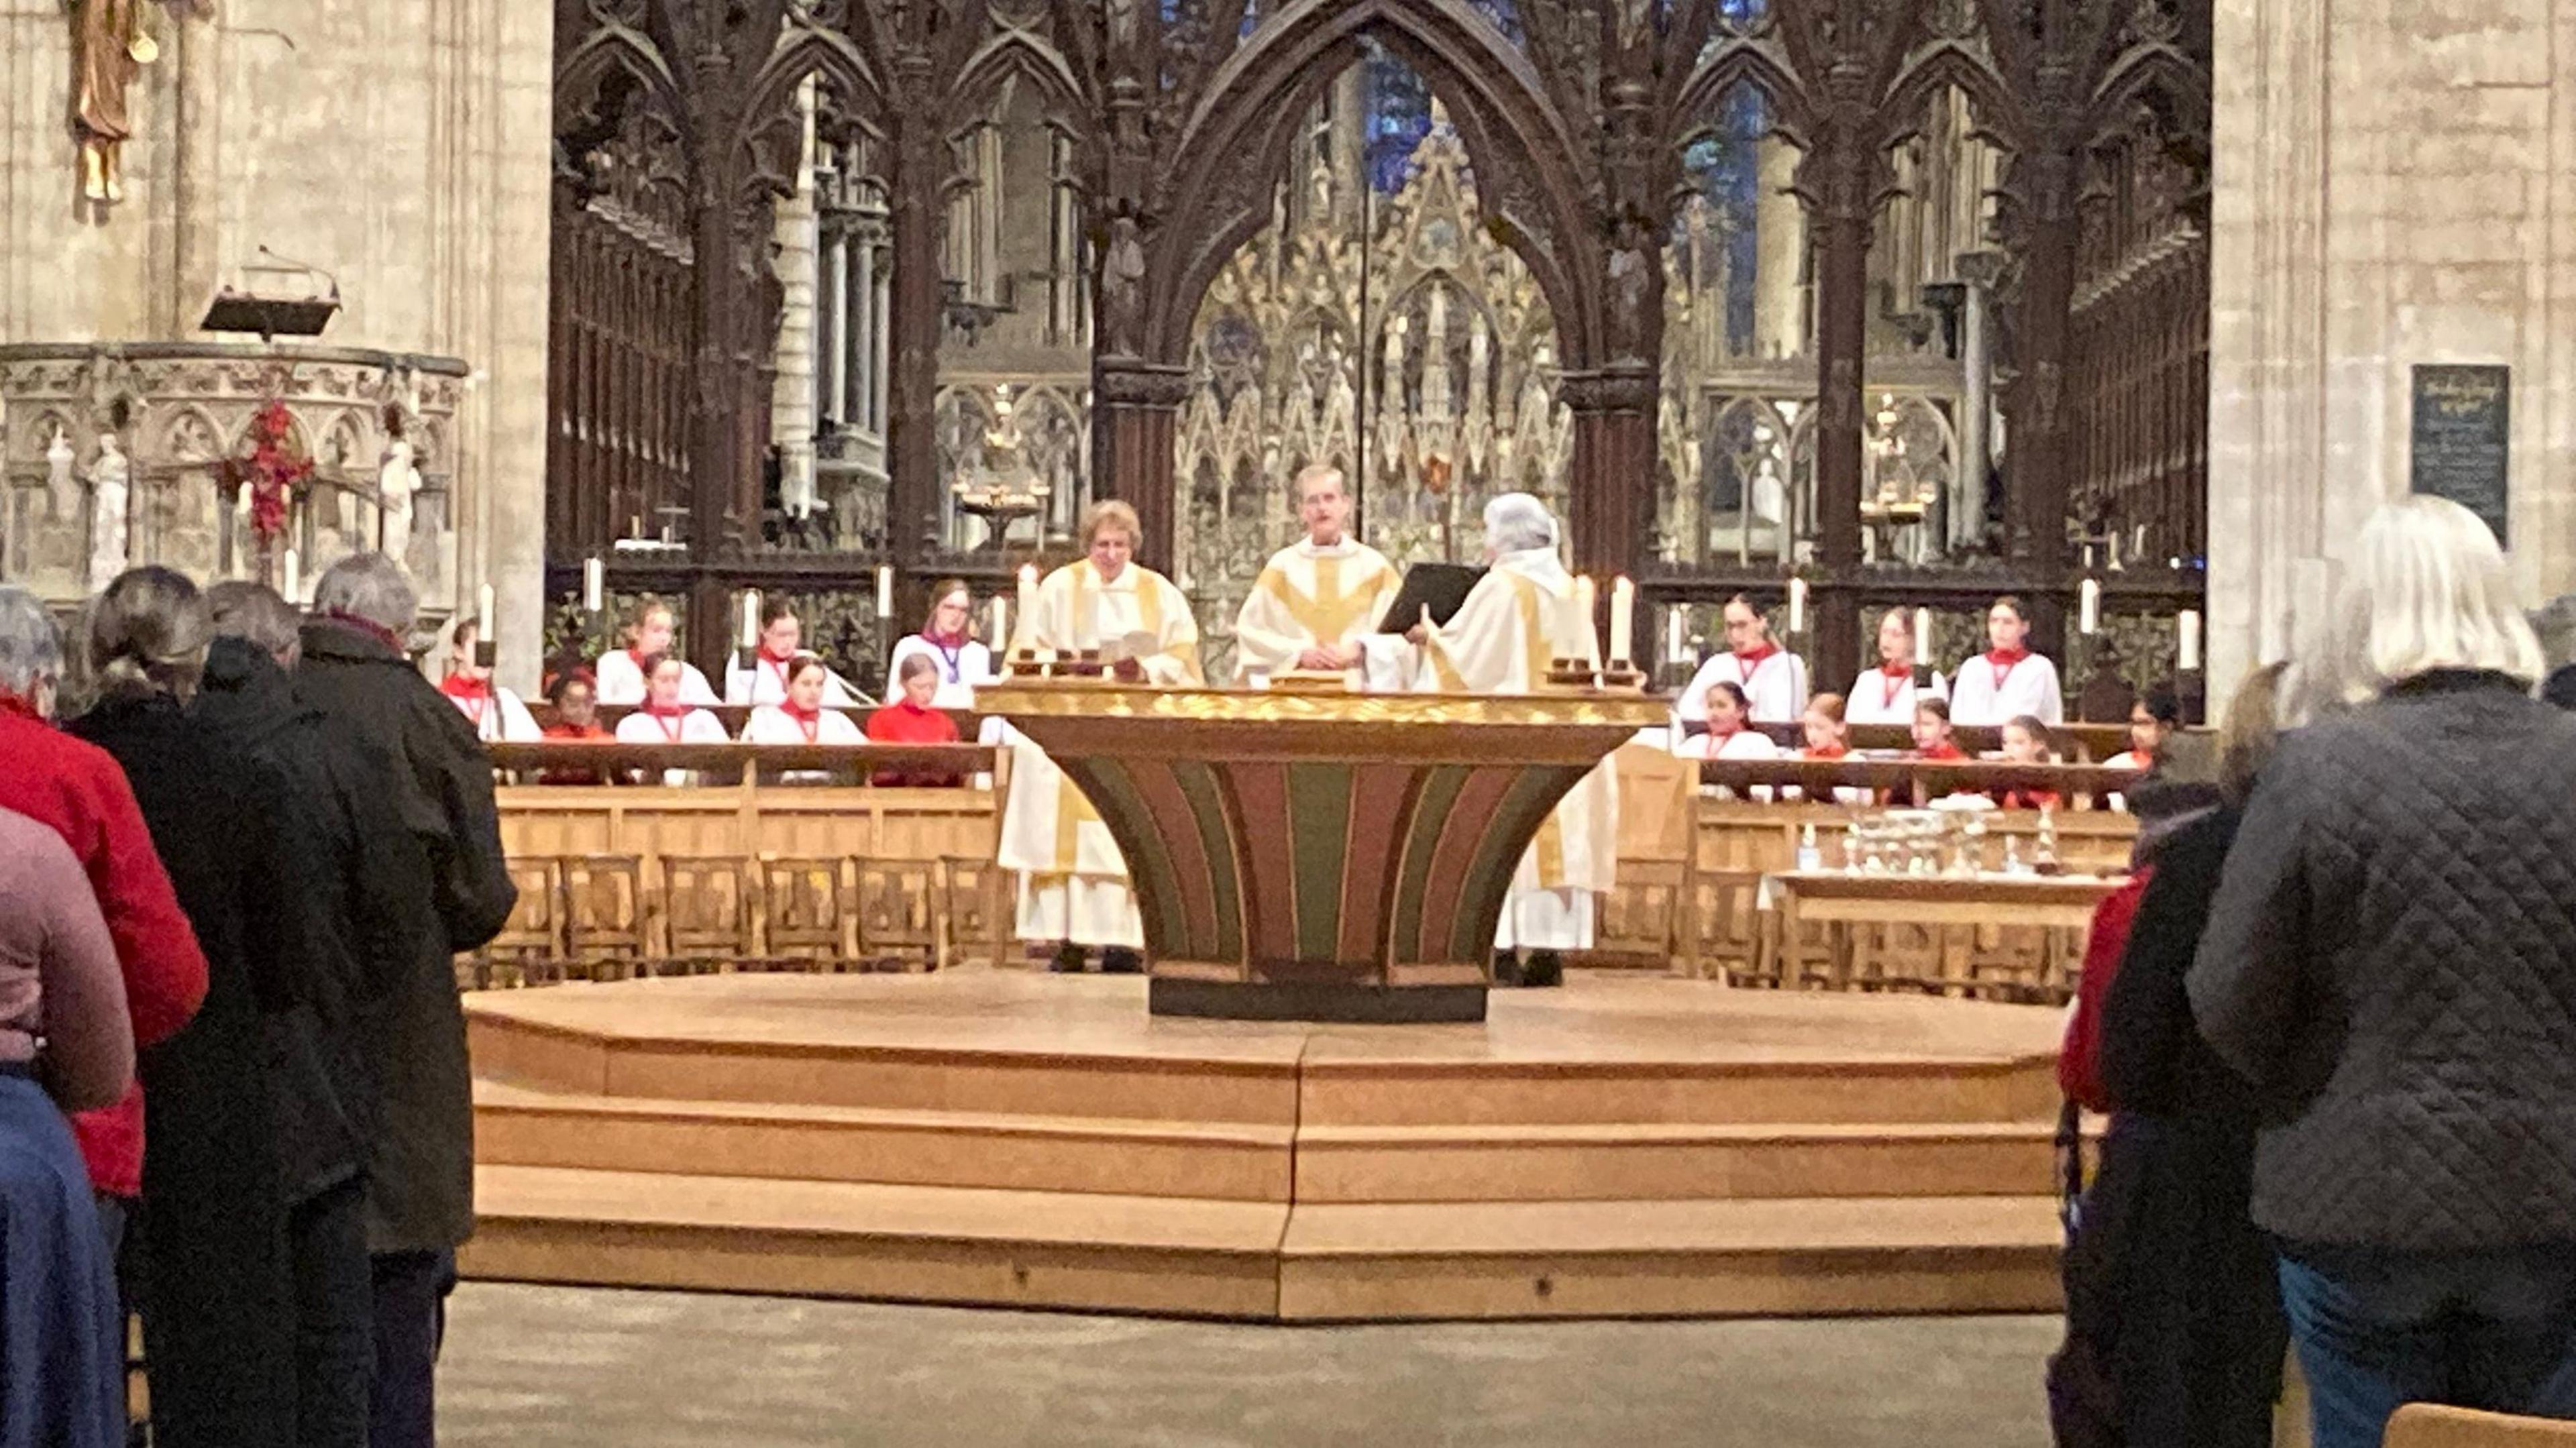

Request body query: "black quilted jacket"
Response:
[2188, 669, 2576, 1249]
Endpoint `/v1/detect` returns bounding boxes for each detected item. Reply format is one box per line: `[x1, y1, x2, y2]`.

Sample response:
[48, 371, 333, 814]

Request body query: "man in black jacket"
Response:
[292, 553, 516, 1448]
[204, 582, 442, 1445]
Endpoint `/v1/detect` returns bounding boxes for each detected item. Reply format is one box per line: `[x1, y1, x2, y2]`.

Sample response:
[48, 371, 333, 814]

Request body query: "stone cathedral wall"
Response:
[0, 0, 551, 687]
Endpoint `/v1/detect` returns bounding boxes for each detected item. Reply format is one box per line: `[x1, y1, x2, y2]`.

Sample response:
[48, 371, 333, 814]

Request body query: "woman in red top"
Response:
[865, 655, 963, 786]
[1998, 714, 2063, 811]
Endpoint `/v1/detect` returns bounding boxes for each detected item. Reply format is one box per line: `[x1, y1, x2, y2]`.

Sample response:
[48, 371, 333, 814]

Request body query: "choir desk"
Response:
[1758, 871, 2124, 1001]
[979, 680, 1665, 1023]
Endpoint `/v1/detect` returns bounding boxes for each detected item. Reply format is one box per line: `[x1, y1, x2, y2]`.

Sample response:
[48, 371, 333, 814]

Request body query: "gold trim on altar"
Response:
[977, 682, 1668, 730]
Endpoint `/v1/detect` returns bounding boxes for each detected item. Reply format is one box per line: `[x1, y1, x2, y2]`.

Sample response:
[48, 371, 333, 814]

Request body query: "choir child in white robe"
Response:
[2102, 681, 2180, 812]
[1401, 492, 1618, 987]
[1674, 681, 1782, 761]
[593, 596, 722, 706]
[1844, 608, 1949, 726]
[885, 579, 996, 710]
[1945, 596, 2063, 726]
[1230, 463, 1401, 684]
[740, 654, 867, 745]
[614, 651, 730, 785]
[727, 597, 867, 707]
[1676, 594, 1808, 734]
[997, 500, 1203, 972]
[436, 618, 540, 743]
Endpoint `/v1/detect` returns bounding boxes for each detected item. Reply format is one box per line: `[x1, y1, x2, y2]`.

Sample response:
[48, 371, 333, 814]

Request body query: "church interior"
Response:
[8, 1, 2576, 1446]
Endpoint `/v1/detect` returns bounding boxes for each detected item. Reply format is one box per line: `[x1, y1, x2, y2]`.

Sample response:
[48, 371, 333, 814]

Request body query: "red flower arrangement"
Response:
[222, 400, 312, 543]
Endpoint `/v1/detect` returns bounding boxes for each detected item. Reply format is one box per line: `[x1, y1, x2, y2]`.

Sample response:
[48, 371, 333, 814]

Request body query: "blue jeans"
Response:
[2277, 1243, 2576, 1448]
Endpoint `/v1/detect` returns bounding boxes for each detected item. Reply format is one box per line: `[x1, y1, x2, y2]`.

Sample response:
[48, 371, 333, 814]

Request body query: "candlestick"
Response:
[1572, 575, 1600, 667]
[1016, 563, 1038, 637]
[1787, 577, 1807, 636]
[1914, 606, 1935, 664]
[1664, 607, 1686, 664]
[2079, 579, 2101, 636]
[2178, 609, 2202, 672]
[875, 564, 894, 620]
[1609, 575, 1635, 664]
[740, 589, 761, 651]
[582, 557, 604, 614]
[282, 548, 300, 604]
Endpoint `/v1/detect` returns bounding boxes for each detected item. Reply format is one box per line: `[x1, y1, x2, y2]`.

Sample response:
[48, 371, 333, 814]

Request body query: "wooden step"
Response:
[464, 1164, 1289, 1319]
[1291, 1120, 2058, 1204]
[474, 1080, 1294, 1202]
[1294, 1056, 2061, 1128]
[1275, 1196, 2065, 1321]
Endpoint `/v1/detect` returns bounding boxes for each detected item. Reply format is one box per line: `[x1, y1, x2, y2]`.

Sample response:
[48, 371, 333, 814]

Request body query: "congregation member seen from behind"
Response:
[2189, 496, 2576, 1448]
[0, 806, 135, 1448]
[300, 551, 518, 1448]
[72, 566, 341, 1447]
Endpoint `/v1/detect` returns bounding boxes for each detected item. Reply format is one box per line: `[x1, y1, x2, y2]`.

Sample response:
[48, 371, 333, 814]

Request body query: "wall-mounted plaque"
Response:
[2411, 364, 2511, 546]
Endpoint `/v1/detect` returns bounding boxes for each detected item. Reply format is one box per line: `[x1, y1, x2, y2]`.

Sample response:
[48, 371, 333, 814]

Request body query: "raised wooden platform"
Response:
[462, 970, 2068, 1321]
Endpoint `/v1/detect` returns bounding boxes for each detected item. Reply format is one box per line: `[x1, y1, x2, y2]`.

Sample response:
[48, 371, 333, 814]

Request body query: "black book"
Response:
[1375, 563, 1486, 634]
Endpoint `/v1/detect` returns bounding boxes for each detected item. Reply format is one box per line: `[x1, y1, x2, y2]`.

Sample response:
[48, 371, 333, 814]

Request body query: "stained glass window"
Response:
[1360, 44, 1435, 194]
[1677, 86, 1771, 356]
[1466, 0, 1526, 47]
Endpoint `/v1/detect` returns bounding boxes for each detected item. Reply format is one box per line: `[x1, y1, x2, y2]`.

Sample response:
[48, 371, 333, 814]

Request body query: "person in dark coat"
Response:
[295, 552, 515, 1448]
[2074, 664, 2294, 1448]
[68, 566, 329, 1448]
[2190, 497, 2576, 1448]
[205, 582, 447, 1446]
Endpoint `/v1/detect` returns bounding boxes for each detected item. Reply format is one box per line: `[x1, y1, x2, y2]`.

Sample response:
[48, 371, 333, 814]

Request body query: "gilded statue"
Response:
[70, 0, 162, 203]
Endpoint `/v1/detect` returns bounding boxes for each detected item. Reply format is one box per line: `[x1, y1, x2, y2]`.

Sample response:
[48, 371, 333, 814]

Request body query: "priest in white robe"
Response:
[1945, 596, 2064, 726]
[1676, 594, 1807, 730]
[1392, 492, 1617, 987]
[997, 500, 1203, 970]
[1844, 608, 1949, 726]
[1230, 463, 1401, 685]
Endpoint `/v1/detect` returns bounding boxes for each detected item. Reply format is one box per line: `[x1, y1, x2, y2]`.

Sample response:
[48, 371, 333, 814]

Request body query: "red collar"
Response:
[643, 700, 690, 719]
[0, 693, 39, 724]
[759, 647, 796, 668]
[1919, 740, 1965, 761]
[782, 700, 821, 724]
[321, 610, 407, 655]
[897, 699, 938, 717]
[1806, 742, 1849, 759]
[1985, 648, 2031, 669]
[1733, 643, 1780, 667]
[1881, 661, 1913, 679]
[921, 629, 969, 652]
[440, 674, 491, 701]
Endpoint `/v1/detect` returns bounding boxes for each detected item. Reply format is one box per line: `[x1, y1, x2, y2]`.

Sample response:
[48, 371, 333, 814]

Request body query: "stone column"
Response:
[771, 84, 820, 518]
[1091, 360, 1192, 571]
[1953, 250, 2005, 553]
[1802, 134, 1872, 681]
[1560, 367, 1657, 581]
[1755, 139, 1805, 360]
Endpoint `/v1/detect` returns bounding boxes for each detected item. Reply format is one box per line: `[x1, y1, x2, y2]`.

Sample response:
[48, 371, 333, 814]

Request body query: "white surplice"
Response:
[445, 686, 541, 744]
[1395, 547, 1619, 952]
[594, 647, 722, 707]
[613, 705, 731, 786]
[996, 559, 1203, 946]
[1842, 665, 1951, 727]
[1676, 646, 1808, 725]
[885, 634, 997, 711]
[1945, 650, 2065, 726]
[725, 652, 869, 708]
[739, 706, 865, 745]
[1228, 537, 1402, 683]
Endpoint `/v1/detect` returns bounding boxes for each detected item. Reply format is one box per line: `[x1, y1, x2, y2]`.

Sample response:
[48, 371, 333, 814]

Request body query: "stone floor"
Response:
[438, 1284, 2062, 1447]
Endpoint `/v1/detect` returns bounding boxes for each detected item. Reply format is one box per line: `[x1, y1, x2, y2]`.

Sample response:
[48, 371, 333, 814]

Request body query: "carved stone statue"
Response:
[1606, 241, 1652, 364]
[45, 427, 76, 521]
[1100, 215, 1148, 357]
[72, 0, 160, 203]
[378, 435, 421, 569]
[87, 433, 130, 588]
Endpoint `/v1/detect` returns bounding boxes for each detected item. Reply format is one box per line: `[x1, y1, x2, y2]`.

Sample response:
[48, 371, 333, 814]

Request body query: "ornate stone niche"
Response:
[0, 343, 468, 609]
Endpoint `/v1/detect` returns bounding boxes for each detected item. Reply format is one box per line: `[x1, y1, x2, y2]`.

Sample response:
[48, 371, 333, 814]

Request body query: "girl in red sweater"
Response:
[865, 655, 963, 786]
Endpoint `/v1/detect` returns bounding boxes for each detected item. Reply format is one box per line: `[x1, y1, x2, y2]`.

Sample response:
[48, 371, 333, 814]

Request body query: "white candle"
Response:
[2178, 610, 2202, 672]
[1787, 577, 1807, 635]
[476, 583, 494, 644]
[1665, 607, 1686, 664]
[1914, 606, 1934, 665]
[2079, 579, 2101, 636]
[1016, 564, 1037, 647]
[1572, 575, 1600, 666]
[989, 596, 1009, 648]
[740, 589, 761, 650]
[875, 564, 894, 619]
[583, 557, 604, 613]
[1609, 575, 1635, 665]
[282, 548, 300, 604]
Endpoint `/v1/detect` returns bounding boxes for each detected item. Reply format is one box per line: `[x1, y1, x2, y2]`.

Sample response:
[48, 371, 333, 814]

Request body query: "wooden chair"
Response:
[2386, 1405, 2576, 1447]
[938, 855, 1012, 969]
[563, 854, 650, 979]
[1692, 804, 1799, 985]
[658, 855, 757, 970]
[466, 857, 568, 989]
[1589, 744, 1700, 974]
[756, 856, 856, 968]
[853, 860, 941, 972]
